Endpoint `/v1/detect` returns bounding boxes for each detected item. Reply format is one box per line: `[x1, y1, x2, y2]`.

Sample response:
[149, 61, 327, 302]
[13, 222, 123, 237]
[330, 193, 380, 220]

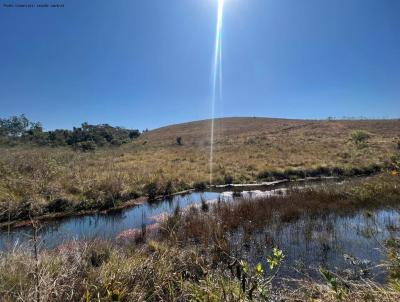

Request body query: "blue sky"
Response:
[0, 0, 399, 130]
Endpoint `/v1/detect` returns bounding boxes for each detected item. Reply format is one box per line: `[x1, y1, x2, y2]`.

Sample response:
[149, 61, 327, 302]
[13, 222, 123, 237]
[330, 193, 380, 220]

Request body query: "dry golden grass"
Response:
[139, 117, 400, 181]
[280, 279, 400, 302]
[88, 117, 400, 184]
[0, 117, 399, 221]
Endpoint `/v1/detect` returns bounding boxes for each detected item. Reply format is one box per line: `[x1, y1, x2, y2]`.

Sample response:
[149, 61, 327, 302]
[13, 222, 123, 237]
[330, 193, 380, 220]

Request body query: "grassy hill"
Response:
[141, 117, 400, 147]
[0, 117, 399, 222]
[135, 117, 399, 181]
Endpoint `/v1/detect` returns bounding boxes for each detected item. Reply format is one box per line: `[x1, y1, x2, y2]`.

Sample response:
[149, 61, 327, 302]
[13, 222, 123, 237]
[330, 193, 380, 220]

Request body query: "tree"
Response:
[48, 129, 69, 146]
[129, 130, 140, 139]
[25, 122, 48, 145]
[0, 114, 141, 148]
[0, 114, 30, 137]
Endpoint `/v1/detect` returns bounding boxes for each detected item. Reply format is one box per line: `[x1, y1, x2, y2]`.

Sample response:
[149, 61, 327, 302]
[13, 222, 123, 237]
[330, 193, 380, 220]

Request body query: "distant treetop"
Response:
[0, 114, 140, 151]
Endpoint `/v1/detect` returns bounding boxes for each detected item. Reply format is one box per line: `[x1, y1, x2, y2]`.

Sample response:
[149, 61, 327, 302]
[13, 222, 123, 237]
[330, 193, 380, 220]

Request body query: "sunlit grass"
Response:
[0, 118, 399, 222]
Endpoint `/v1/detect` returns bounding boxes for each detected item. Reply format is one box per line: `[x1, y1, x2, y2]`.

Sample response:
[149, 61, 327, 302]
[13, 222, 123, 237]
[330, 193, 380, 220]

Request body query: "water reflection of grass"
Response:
[161, 174, 400, 245]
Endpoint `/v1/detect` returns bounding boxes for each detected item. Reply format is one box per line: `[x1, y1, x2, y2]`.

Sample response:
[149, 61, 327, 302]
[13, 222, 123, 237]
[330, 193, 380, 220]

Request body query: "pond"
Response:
[0, 183, 294, 251]
[0, 191, 220, 250]
[0, 183, 399, 284]
[228, 209, 400, 283]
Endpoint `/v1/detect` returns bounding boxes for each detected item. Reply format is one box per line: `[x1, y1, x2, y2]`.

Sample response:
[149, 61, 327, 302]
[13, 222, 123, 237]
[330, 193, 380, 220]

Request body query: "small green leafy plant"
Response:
[226, 248, 285, 300]
[267, 247, 285, 270]
[320, 267, 345, 300]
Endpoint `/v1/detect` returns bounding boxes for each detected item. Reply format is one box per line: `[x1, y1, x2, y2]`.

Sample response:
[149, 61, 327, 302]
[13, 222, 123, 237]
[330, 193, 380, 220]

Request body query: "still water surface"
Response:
[0, 187, 398, 283]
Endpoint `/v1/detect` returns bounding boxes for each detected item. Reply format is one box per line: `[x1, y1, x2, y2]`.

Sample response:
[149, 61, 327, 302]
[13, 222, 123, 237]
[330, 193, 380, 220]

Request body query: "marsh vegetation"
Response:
[0, 174, 400, 301]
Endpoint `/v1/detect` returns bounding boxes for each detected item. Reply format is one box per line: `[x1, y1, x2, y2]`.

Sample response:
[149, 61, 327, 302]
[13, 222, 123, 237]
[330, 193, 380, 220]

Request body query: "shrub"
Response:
[269, 170, 287, 180]
[315, 166, 332, 176]
[128, 130, 140, 139]
[75, 141, 97, 152]
[46, 199, 72, 213]
[363, 163, 382, 175]
[200, 198, 209, 212]
[257, 170, 269, 180]
[110, 139, 122, 146]
[351, 130, 370, 146]
[85, 241, 112, 267]
[332, 167, 345, 176]
[345, 167, 364, 177]
[224, 174, 234, 184]
[193, 181, 207, 191]
[257, 170, 287, 181]
[388, 155, 400, 174]
[144, 182, 159, 201]
[284, 168, 306, 179]
[163, 181, 174, 196]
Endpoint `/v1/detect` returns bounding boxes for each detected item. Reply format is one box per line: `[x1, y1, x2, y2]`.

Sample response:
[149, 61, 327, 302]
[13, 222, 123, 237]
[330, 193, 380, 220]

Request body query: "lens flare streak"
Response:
[210, 0, 224, 184]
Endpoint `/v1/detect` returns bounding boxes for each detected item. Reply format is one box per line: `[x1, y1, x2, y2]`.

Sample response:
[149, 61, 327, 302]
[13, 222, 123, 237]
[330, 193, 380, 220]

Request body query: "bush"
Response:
[84, 241, 112, 267]
[332, 167, 345, 176]
[193, 181, 207, 191]
[257, 170, 287, 181]
[46, 199, 72, 213]
[388, 155, 400, 174]
[314, 166, 332, 176]
[200, 198, 209, 212]
[284, 168, 306, 179]
[75, 141, 97, 152]
[345, 167, 364, 177]
[351, 130, 370, 146]
[129, 130, 140, 139]
[364, 163, 382, 175]
[269, 170, 287, 180]
[224, 174, 234, 184]
[144, 182, 159, 201]
[163, 181, 174, 196]
[110, 139, 123, 146]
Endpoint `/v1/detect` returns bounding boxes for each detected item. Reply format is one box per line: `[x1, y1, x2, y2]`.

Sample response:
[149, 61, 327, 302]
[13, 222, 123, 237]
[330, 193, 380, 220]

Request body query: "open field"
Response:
[0, 117, 399, 222]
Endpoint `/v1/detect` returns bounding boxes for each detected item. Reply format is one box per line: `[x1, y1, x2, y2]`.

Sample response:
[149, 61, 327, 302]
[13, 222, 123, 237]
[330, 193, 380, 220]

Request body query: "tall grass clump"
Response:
[162, 174, 400, 250]
[351, 130, 370, 147]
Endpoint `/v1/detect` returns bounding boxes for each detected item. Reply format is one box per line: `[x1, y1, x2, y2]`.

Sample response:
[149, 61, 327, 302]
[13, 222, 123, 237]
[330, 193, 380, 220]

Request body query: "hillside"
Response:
[134, 117, 399, 180]
[0, 117, 399, 223]
[140, 117, 400, 147]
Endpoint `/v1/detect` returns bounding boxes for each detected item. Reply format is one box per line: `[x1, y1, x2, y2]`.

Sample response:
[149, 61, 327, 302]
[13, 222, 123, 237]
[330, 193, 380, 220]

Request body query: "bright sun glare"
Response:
[209, 0, 225, 184]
